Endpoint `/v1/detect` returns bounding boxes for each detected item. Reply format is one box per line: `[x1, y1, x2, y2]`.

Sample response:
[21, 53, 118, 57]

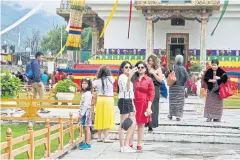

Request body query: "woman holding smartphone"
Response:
[132, 61, 155, 151]
[118, 61, 137, 153]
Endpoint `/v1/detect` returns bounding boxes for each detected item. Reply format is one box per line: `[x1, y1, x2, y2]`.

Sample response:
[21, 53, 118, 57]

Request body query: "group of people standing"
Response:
[78, 54, 195, 152]
[78, 54, 230, 152]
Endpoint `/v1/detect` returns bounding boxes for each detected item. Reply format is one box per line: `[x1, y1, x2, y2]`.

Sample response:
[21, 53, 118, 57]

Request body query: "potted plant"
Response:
[0, 70, 22, 99]
[0, 70, 22, 115]
[189, 63, 202, 73]
[55, 79, 78, 105]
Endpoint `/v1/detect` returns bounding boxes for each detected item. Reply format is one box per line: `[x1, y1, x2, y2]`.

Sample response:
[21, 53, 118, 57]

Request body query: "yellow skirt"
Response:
[94, 96, 115, 130]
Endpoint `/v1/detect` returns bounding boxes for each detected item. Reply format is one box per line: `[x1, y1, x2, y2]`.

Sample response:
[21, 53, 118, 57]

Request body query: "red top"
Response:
[185, 62, 191, 70]
[134, 75, 155, 124]
[134, 75, 155, 102]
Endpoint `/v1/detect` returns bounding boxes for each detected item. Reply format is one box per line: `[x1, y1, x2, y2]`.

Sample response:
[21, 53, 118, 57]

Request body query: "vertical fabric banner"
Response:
[211, 0, 229, 36]
[65, 0, 85, 50]
[127, 0, 133, 39]
[100, 0, 119, 38]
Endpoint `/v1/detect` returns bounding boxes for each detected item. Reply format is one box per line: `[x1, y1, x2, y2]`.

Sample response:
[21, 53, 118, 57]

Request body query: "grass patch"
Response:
[224, 100, 240, 106]
[1, 124, 80, 159]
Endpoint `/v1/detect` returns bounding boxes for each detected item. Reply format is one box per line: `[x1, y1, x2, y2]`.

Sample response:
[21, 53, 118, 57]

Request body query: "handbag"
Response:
[121, 118, 133, 131]
[121, 93, 133, 131]
[167, 65, 176, 87]
[219, 80, 233, 99]
[160, 80, 168, 98]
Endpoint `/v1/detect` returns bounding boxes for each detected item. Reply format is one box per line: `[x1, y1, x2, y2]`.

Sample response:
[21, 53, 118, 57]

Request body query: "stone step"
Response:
[152, 124, 240, 134]
[95, 130, 240, 144]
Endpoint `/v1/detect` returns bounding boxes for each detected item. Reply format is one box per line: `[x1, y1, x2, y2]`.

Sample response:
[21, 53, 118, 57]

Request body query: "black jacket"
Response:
[204, 67, 228, 92]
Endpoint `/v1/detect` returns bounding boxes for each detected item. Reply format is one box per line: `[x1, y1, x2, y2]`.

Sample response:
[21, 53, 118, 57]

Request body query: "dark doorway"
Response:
[170, 44, 184, 62]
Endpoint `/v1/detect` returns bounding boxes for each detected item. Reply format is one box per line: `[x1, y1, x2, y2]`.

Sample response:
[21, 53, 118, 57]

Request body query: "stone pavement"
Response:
[61, 140, 240, 159]
[35, 96, 240, 128]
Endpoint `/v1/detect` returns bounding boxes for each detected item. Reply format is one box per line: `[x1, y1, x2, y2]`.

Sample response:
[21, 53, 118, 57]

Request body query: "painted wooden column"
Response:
[145, 9, 153, 60]
[200, 10, 208, 71]
[91, 17, 99, 57]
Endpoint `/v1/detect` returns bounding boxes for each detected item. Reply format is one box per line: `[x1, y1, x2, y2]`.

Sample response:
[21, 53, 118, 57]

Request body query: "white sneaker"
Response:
[120, 146, 136, 153]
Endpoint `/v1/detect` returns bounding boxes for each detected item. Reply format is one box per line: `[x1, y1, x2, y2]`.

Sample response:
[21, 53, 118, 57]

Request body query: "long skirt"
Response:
[147, 85, 160, 128]
[169, 85, 185, 117]
[94, 96, 115, 130]
[204, 91, 223, 120]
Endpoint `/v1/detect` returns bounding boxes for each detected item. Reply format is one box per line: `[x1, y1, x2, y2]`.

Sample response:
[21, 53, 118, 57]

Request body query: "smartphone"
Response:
[132, 67, 138, 73]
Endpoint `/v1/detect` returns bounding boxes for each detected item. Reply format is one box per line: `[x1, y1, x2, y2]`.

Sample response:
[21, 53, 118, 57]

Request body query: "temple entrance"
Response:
[170, 44, 184, 61]
[166, 33, 189, 69]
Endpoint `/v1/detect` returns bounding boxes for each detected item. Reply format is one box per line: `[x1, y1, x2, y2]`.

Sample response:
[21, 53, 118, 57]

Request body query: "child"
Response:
[79, 77, 93, 150]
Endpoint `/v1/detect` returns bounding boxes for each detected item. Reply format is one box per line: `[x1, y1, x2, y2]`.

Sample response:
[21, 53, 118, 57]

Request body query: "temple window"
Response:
[171, 18, 185, 26]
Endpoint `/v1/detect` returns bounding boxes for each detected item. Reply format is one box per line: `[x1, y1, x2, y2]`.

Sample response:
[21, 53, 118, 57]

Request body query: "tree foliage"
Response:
[0, 70, 22, 99]
[40, 25, 68, 53]
[40, 25, 93, 53]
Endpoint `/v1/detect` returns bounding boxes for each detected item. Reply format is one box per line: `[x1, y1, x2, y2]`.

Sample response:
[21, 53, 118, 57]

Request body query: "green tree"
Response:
[81, 27, 92, 50]
[40, 25, 68, 53]
[41, 25, 93, 53]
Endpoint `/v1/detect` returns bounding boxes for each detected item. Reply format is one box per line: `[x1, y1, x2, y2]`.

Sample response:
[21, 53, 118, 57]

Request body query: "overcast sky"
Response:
[2, 0, 61, 15]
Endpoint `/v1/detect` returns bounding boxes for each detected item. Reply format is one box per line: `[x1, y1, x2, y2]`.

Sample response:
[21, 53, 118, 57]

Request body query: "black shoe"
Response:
[167, 115, 172, 120]
[176, 117, 181, 121]
[206, 118, 212, 122]
[213, 119, 221, 122]
[148, 127, 153, 133]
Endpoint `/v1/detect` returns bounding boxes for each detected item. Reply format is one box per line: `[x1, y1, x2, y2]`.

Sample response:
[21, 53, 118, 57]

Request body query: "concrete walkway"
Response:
[61, 140, 240, 159]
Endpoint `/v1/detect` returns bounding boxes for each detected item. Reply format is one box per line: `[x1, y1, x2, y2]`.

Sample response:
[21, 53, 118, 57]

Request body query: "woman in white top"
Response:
[118, 61, 136, 153]
[93, 66, 115, 143]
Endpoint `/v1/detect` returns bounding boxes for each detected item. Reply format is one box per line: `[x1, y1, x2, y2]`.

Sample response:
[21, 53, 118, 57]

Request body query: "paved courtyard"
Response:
[61, 140, 240, 160]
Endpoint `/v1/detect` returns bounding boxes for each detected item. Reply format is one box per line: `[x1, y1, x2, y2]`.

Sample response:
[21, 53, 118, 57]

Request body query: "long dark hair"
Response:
[132, 61, 149, 82]
[117, 61, 132, 93]
[118, 61, 132, 76]
[96, 66, 112, 94]
[81, 77, 92, 93]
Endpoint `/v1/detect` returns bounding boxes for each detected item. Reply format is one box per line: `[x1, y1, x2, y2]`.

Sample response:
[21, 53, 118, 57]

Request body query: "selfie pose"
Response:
[118, 61, 136, 152]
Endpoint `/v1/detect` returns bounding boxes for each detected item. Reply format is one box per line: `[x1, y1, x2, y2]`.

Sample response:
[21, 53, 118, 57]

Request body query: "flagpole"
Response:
[61, 20, 63, 59]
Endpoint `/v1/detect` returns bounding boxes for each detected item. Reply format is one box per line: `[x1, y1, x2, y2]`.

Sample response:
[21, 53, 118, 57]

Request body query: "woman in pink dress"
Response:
[132, 61, 155, 151]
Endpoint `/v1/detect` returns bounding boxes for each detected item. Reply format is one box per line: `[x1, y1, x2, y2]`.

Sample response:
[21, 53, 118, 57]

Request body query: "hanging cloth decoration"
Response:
[65, 0, 85, 50]
[69, 0, 85, 10]
[127, 0, 133, 39]
[100, 0, 119, 38]
[211, 0, 229, 36]
[55, 45, 66, 58]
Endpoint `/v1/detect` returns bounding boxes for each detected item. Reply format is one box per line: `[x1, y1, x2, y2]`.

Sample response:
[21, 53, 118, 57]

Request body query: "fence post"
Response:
[16, 94, 20, 106]
[28, 122, 34, 160]
[25, 95, 33, 117]
[31, 95, 38, 117]
[69, 113, 74, 143]
[5, 128, 13, 159]
[58, 118, 64, 150]
[44, 119, 51, 158]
